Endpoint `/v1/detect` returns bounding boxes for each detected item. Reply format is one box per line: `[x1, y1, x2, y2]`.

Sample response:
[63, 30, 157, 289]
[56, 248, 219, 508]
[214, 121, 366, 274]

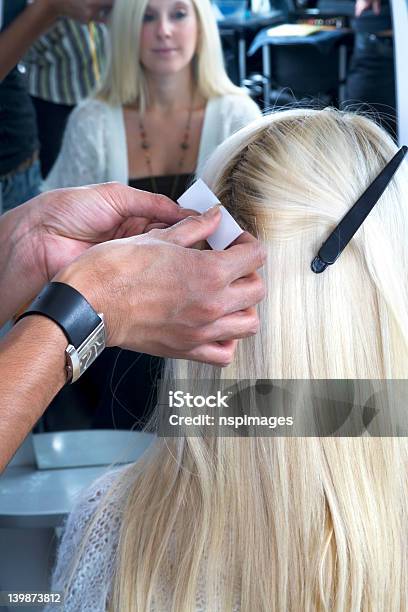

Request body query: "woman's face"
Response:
[140, 0, 199, 77]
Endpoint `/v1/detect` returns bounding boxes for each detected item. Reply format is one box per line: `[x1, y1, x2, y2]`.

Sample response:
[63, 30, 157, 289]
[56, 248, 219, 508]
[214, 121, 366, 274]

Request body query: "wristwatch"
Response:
[16, 282, 106, 384]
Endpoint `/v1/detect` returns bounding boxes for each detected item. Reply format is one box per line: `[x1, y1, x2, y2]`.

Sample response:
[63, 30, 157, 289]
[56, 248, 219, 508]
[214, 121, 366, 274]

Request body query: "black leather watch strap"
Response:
[16, 282, 102, 348]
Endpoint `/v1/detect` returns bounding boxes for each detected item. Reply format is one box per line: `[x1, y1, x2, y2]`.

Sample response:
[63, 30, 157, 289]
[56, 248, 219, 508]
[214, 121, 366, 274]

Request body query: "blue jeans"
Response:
[0, 158, 42, 214]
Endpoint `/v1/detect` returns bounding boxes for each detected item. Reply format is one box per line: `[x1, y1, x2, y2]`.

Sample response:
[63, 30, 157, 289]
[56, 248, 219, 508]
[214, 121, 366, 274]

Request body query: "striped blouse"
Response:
[24, 17, 108, 106]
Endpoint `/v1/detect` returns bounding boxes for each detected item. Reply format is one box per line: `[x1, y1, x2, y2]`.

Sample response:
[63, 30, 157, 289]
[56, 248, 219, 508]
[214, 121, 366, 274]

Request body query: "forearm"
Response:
[0, 316, 67, 472]
[0, 1, 57, 82]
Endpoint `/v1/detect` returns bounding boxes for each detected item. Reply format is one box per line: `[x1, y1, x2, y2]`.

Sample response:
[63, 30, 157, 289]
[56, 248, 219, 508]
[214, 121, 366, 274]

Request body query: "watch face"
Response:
[65, 318, 106, 383]
[78, 321, 106, 374]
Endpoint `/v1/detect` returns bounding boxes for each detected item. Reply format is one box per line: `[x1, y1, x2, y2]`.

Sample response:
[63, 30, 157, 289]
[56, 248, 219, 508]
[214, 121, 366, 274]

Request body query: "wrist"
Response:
[53, 261, 117, 347]
[12, 315, 68, 391]
[17, 280, 107, 383]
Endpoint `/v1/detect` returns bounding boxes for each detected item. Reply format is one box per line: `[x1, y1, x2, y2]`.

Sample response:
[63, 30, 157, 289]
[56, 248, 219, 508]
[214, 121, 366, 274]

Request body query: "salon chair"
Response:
[0, 430, 154, 612]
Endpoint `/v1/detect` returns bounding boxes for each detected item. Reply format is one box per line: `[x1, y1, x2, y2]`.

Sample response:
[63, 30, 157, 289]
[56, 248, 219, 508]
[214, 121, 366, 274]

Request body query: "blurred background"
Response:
[0, 0, 406, 608]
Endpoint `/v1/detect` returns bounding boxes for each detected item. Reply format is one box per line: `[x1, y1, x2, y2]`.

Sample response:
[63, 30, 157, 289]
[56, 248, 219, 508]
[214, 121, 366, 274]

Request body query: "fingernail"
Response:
[204, 204, 221, 217]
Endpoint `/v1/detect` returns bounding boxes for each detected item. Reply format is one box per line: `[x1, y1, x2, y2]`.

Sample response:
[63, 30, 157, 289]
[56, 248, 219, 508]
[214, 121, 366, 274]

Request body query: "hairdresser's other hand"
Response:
[355, 0, 381, 16]
[46, 0, 114, 23]
[55, 207, 266, 366]
[1, 183, 192, 324]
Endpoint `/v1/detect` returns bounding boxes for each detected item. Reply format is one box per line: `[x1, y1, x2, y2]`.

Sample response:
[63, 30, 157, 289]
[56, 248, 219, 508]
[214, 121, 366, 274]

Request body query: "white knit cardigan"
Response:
[44, 468, 125, 612]
[45, 466, 241, 611]
[43, 93, 261, 190]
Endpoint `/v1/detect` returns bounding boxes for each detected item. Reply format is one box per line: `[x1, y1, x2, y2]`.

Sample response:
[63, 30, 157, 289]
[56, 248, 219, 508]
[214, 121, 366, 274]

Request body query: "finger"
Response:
[373, 0, 381, 14]
[96, 183, 193, 225]
[230, 270, 264, 292]
[185, 339, 238, 367]
[211, 241, 266, 284]
[144, 223, 169, 232]
[160, 205, 223, 247]
[124, 190, 190, 223]
[198, 307, 259, 342]
[224, 276, 265, 314]
[147, 210, 200, 231]
[228, 230, 258, 246]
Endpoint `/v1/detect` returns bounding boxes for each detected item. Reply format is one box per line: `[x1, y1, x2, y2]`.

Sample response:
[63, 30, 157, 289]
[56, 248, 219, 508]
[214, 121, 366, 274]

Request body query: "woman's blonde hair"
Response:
[97, 0, 244, 109]
[66, 109, 408, 611]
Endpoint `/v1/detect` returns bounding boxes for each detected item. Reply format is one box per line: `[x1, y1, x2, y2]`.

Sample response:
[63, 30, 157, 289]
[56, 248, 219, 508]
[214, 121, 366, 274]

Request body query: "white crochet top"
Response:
[45, 466, 239, 612]
[45, 467, 126, 612]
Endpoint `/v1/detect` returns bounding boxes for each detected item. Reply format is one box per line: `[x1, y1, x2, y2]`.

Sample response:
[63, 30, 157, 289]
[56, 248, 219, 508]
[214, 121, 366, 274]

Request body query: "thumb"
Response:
[161, 205, 222, 247]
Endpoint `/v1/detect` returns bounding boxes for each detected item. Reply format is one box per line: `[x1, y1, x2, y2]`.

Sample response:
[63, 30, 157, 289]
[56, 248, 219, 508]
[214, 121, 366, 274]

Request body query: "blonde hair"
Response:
[97, 0, 245, 110]
[68, 110, 408, 611]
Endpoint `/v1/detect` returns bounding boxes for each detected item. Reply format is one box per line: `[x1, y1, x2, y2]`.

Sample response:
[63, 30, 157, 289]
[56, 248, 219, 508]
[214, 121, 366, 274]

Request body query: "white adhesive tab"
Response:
[177, 179, 244, 250]
[177, 178, 220, 212]
[207, 206, 244, 251]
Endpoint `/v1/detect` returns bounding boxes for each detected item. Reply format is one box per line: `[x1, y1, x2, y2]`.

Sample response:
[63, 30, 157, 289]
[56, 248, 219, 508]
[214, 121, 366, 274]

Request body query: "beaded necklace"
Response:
[138, 91, 195, 200]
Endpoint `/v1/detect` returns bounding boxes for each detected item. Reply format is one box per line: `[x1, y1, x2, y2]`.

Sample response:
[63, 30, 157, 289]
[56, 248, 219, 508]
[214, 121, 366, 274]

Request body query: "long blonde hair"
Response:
[97, 0, 245, 110]
[70, 109, 408, 611]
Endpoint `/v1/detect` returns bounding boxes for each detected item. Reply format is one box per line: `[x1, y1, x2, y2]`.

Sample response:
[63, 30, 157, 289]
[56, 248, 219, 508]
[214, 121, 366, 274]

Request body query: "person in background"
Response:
[0, 0, 113, 213]
[25, 17, 108, 178]
[42, 0, 261, 433]
[44, 0, 261, 193]
[347, 0, 395, 137]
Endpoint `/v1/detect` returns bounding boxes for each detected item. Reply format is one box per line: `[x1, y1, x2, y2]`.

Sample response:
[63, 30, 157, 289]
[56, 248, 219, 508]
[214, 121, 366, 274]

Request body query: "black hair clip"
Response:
[311, 145, 408, 274]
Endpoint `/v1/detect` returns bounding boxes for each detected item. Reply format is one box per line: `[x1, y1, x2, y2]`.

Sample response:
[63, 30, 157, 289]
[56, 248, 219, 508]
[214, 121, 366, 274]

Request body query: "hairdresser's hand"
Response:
[1, 183, 192, 325]
[45, 0, 114, 23]
[355, 0, 381, 16]
[55, 207, 266, 366]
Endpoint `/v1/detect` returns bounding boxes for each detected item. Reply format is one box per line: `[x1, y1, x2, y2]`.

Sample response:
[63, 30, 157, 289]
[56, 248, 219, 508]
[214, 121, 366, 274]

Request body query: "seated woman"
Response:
[41, 0, 260, 431]
[44, 0, 260, 193]
[46, 109, 408, 611]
